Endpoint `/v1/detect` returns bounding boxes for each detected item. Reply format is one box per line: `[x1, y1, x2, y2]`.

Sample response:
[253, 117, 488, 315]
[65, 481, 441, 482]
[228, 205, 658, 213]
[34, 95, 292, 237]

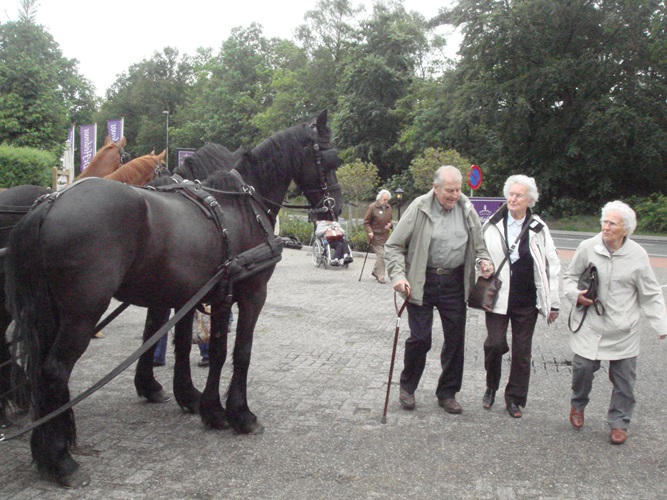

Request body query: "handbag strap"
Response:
[495, 215, 533, 275]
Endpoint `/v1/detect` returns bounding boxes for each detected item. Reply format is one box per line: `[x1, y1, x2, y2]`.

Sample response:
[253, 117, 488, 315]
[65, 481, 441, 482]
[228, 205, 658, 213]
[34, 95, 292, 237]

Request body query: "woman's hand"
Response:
[577, 290, 594, 307]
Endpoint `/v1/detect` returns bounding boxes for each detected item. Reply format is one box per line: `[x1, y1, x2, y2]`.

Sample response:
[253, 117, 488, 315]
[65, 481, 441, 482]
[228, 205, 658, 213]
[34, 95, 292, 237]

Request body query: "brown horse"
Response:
[104, 150, 167, 185]
[75, 136, 128, 180]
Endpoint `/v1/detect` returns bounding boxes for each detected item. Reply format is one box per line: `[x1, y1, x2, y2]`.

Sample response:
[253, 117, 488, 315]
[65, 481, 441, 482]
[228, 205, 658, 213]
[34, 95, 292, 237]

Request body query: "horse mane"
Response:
[203, 170, 245, 192]
[175, 143, 241, 181]
[104, 154, 159, 185]
[236, 122, 321, 187]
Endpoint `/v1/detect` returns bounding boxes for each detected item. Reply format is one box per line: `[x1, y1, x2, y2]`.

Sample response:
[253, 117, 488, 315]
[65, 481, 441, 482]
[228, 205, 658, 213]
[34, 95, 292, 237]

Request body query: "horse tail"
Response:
[4, 200, 77, 449]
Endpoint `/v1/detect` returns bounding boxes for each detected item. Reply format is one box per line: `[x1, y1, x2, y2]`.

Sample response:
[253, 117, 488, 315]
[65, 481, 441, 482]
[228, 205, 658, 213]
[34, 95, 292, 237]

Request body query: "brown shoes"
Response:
[438, 398, 462, 414]
[569, 406, 584, 429]
[399, 388, 416, 410]
[610, 428, 627, 445]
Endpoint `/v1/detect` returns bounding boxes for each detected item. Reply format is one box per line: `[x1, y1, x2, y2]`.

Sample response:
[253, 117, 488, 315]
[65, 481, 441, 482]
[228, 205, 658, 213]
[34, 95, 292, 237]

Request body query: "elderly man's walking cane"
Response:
[381, 286, 410, 424]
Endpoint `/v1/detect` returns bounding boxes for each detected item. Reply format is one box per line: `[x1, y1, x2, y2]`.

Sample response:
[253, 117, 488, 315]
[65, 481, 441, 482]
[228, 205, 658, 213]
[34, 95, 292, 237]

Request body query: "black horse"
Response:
[5, 111, 342, 488]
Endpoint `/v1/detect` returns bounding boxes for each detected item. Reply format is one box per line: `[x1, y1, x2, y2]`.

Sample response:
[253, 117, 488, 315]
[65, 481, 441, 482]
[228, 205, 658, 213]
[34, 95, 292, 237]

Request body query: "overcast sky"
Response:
[2, 0, 459, 97]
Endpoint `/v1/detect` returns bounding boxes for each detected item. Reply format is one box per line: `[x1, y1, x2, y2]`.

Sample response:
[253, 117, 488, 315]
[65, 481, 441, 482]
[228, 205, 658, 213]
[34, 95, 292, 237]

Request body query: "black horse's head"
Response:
[294, 110, 342, 221]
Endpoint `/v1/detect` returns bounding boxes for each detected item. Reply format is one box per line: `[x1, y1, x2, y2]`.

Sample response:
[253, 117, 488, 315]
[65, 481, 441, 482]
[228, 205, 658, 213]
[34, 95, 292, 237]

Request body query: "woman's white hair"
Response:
[602, 200, 637, 236]
[503, 174, 539, 208]
[376, 189, 392, 201]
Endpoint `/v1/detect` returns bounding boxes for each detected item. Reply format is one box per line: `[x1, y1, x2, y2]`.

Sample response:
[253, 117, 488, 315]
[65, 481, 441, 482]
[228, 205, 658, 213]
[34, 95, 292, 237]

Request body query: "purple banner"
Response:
[470, 197, 505, 225]
[79, 123, 97, 171]
[177, 149, 196, 168]
[106, 118, 124, 143]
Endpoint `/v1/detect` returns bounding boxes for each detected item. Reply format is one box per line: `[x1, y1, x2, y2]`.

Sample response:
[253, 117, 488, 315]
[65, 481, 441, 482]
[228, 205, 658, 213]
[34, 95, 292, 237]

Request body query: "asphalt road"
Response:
[551, 231, 667, 258]
[1, 248, 666, 498]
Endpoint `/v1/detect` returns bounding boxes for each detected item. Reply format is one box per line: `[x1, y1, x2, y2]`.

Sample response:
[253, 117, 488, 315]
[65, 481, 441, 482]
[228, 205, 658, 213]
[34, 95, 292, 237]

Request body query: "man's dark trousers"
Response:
[400, 268, 466, 400]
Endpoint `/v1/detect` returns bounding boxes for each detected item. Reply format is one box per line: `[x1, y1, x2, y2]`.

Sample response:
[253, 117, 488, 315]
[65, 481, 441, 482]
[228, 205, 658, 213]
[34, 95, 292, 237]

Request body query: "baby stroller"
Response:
[310, 220, 354, 269]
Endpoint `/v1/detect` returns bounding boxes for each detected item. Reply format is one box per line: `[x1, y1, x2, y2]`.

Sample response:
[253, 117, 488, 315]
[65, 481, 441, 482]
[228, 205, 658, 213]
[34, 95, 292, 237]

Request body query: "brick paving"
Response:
[1, 247, 666, 499]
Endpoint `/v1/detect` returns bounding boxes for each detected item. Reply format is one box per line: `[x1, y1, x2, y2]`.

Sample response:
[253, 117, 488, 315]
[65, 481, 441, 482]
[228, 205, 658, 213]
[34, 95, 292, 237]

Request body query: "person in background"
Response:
[563, 200, 666, 445]
[315, 219, 353, 266]
[480, 175, 560, 418]
[197, 310, 234, 367]
[363, 189, 393, 284]
[385, 165, 494, 415]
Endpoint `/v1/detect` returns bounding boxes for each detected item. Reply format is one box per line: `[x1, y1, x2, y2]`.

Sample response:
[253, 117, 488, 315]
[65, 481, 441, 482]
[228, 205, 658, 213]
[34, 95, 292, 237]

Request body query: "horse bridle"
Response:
[283, 139, 341, 220]
[114, 143, 130, 165]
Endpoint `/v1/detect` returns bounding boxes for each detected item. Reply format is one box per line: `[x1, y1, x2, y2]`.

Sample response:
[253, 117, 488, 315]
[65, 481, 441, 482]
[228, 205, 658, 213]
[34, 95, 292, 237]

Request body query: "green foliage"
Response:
[0, 18, 70, 154]
[0, 144, 54, 187]
[278, 213, 314, 244]
[337, 160, 379, 223]
[346, 224, 371, 252]
[409, 147, 470, 192]
[628, 194, 667, 234]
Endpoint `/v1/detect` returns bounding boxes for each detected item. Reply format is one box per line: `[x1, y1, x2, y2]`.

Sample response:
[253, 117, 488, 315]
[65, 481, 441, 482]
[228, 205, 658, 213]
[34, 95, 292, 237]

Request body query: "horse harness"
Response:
[149, 170, 284, 304]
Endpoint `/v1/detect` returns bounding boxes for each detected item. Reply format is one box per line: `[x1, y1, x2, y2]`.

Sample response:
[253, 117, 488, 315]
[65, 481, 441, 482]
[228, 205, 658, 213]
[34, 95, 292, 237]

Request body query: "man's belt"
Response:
[426, 266, 463, 275]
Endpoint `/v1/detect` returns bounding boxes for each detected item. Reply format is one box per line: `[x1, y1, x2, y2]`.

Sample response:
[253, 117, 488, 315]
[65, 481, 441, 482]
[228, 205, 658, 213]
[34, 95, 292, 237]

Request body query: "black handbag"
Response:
[468, 216, 532, 312]
[567, 264, 605, 333]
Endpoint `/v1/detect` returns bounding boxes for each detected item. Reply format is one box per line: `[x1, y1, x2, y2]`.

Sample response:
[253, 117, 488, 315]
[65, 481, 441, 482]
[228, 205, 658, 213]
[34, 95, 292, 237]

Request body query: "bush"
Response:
[278, 213, 313, 244]
[627, 194, 667, 234]
[0, 145, 55, 188]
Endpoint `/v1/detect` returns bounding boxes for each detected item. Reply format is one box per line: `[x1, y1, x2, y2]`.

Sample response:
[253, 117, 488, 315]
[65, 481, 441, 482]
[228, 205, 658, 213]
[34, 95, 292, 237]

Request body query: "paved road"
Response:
[551, 231, 667, 259]
[1, 248, 666, 498]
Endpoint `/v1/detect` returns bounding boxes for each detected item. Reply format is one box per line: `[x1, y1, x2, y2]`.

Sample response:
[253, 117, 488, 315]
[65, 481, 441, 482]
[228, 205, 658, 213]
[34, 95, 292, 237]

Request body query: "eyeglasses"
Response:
[507, 192, 525, 200]
[600, 219, 623, 228]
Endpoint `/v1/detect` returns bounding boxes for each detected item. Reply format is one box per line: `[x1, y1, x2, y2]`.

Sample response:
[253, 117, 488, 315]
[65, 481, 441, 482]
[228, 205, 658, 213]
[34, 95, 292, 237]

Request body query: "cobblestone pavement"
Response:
[1, 248, 666, 499]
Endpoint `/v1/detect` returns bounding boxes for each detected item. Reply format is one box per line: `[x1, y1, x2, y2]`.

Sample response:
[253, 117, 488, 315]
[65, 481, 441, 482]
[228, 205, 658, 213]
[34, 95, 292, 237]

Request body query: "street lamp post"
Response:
[163, 110, 169, 170]
[395, 187, 404, 221]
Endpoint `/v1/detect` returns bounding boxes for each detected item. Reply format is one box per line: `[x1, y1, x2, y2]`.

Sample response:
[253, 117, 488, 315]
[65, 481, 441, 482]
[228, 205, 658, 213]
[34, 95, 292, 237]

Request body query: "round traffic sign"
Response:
[468, 165, 483, 190]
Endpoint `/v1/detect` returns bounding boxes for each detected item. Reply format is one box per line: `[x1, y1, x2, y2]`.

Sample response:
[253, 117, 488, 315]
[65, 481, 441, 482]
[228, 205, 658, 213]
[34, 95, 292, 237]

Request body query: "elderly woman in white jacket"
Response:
[564, 200, 666, 445]
[481, 175, 560, 418]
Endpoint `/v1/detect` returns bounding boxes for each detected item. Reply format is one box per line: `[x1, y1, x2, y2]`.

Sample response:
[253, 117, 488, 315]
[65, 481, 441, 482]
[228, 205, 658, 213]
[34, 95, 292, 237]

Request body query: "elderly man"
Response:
[385, 165, 493, 414]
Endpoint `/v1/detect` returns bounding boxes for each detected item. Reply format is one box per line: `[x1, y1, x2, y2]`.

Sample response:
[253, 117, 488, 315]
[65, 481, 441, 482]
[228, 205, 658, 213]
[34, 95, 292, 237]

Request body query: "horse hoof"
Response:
[178, 402, 200, 414]
[143, 389, 170, 404]
[245, 421, 264, 435]
[46, 466, 91, 489]
[201, 413, 230, 430]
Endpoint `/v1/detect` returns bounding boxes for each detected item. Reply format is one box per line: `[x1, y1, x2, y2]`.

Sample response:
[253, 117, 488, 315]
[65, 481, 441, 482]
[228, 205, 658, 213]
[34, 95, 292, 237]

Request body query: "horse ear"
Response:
[104, 136, 112, 145]
[119, 136, 127, 148]
[316, 110, 328, 132]
[157, 150, 166, 161]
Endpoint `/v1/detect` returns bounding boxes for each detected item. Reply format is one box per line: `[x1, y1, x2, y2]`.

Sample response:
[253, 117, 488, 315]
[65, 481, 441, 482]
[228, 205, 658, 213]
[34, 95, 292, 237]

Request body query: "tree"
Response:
[295, 0, 361, 112]
[334, 2, 429, 179]
[430, 0, 667, 212]
[99, 47, 193, 160]
[0, 0, 95, 155]
[336, 159, 379, 224]
[409, 147, 470, 191]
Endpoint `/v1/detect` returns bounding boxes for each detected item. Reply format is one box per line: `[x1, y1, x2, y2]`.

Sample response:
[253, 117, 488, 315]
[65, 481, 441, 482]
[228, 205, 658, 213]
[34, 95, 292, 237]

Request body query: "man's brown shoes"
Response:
[438, 398, 462, 414]
[610, 428, 627, 445]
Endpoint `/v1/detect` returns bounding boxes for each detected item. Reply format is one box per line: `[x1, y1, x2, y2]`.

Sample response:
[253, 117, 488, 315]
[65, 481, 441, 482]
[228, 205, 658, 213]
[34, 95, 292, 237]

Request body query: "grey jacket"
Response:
[385, 190, 491, 306]
[564, 234, 667, 360]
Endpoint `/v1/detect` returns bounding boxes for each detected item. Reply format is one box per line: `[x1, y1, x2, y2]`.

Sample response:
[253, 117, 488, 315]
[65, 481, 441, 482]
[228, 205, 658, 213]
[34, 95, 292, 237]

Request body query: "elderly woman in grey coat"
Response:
[564, 200, 666, 445]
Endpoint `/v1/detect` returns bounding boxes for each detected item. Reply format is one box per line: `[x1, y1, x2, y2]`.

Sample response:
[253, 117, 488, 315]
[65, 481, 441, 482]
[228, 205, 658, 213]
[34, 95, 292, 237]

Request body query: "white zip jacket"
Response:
[483, 206, 560, 318]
